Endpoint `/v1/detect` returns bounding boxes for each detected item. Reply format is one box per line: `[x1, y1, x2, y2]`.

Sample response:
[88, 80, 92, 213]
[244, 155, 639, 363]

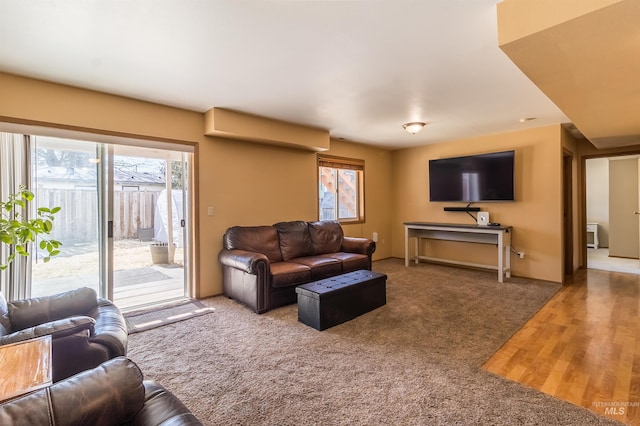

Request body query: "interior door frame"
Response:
[581, 149, 640, 270]
[563, 150, 574, 277]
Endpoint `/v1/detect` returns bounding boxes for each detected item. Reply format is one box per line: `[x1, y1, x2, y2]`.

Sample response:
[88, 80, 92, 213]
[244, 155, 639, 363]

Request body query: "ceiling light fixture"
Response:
[403, 122, 427, 134]
[519, 117, 536, 123]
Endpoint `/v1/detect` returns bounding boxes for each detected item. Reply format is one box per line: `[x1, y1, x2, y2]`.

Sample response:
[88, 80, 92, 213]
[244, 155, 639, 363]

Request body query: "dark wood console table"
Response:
[404, 222, 513, 282]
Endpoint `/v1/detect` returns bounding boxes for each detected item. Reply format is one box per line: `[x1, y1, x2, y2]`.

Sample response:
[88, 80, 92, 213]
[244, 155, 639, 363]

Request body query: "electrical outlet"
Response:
[207, 206, 214, 216]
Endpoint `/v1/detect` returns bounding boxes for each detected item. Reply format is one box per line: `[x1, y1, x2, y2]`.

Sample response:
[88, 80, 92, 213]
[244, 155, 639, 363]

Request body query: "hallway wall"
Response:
[586, 158, 609, 247]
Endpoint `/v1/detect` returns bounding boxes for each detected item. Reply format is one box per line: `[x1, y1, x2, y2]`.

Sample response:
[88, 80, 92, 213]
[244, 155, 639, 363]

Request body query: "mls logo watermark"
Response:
[592, 401, 639, 415]
[606, 406, 624, 415]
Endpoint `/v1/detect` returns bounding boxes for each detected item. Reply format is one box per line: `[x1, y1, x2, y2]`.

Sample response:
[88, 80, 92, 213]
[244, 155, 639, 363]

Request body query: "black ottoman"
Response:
[295, 270, 387, 331]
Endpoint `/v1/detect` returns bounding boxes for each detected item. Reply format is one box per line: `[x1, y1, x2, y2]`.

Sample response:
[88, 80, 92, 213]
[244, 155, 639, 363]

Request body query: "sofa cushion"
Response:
[290, 256, 342, 279]
[319, 252, 370, 272]
[270, 262, 311, 288]
[308, 220, 344, 254]
[224, 226, 283, 263]
[274, 221, 314, 261]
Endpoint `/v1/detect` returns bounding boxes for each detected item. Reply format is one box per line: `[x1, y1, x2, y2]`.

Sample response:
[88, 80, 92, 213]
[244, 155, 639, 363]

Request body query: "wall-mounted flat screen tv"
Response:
[429, 150, 515, 202]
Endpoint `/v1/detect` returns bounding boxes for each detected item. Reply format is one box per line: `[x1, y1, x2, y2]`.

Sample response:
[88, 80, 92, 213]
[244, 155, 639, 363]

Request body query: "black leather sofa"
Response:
[218, 220, 376, 313]
[0, 357, 202, 425]
[0, 287, 128, 382]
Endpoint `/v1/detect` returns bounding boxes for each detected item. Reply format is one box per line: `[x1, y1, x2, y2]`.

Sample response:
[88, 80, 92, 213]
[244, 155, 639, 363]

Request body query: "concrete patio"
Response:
[31, 239, 186, 311]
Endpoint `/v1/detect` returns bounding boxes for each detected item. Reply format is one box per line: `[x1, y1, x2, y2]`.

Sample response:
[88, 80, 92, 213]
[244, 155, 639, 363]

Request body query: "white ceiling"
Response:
[0, 0, 570, 150]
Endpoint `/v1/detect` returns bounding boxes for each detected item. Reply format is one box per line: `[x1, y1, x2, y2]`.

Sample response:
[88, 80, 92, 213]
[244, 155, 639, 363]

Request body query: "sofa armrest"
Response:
[341, 237, 376, 256]
[0, 316, 95, 346]
[219, 249, 271, 313]
[132, 380, 203, 425]
[88, 299, 128, 358]
[218, 249, 270, 274]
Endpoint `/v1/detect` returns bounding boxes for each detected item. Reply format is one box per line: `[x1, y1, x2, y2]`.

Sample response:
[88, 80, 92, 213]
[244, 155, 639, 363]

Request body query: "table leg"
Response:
[497, 233, 504, 283]
[404, 227, 409, 266]
[506, 243, 511, 279]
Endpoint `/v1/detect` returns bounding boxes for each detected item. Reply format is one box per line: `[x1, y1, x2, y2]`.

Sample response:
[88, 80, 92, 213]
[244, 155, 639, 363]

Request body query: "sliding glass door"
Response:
[110, 145, 190, 309]
[30, 138, 101, 297]
[26, 135, 192, 310]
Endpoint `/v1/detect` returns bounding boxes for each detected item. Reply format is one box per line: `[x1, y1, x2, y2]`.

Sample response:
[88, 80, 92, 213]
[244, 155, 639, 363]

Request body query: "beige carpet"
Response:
[127, 259, 621, 425]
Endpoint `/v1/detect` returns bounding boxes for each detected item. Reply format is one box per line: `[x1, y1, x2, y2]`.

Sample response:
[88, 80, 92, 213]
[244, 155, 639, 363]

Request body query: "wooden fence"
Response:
[37, 189, 161, 243]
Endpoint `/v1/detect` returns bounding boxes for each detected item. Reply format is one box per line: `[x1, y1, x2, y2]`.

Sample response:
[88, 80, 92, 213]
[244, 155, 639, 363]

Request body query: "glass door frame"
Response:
[108, 144, 193, 309]
[101, 143, 114, 301]
[180, 152, 192, 299]
[27, 134, 193, 308]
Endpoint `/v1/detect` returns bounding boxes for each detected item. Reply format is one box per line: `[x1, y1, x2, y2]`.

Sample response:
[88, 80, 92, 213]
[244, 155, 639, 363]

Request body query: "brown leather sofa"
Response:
[0, 357, 202, 425]
[0, 287, 128, 382]
[218, 220, 376, 313]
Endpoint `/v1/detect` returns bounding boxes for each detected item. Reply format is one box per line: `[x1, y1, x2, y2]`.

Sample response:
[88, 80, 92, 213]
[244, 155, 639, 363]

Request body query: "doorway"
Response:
[585, 156, 640, 274]
[29, 135, 193, 310]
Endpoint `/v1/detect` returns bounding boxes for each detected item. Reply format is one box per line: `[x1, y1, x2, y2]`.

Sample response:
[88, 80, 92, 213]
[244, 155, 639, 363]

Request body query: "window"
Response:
[318, 155, 364, 223]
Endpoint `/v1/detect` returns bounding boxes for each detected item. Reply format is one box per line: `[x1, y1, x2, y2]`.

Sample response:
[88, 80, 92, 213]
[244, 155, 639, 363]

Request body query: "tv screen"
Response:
[429, 150, 515, 202]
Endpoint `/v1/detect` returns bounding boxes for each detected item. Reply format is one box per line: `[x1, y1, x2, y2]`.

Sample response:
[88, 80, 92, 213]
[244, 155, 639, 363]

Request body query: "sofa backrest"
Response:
[308, 220, 344, 254]
[224, 225, 283, 262]
[8, 287, 98, 332]
[274, 221, 315, 261]
[224, 221, 347, 262]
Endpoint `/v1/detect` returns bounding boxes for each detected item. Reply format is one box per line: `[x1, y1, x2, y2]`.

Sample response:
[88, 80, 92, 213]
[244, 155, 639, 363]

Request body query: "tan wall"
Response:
[608, 158, 639, 258]
[578, 138, 640, 158]
[1, 71, 578, 288]
[322, 140, 394, 260]
[391, 125, 564, 283]
[0, 73, 205, 143]
[0, 72, 393, 298]
[204, 108, 330, 151]
[586, 158, 610, 247]
[497, 0, 623, 46]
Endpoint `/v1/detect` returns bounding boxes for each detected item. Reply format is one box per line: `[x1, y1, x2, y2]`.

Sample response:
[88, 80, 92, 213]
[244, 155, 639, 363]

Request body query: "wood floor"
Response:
[483, 268, 640, 425]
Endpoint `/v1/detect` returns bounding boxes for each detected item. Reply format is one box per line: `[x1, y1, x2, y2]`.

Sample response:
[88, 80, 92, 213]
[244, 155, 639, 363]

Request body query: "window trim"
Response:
[317, 154, 365, 224]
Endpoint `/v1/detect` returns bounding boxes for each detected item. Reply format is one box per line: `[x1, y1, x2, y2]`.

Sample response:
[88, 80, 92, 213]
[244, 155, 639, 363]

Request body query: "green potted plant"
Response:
[0, 185, 62, 270]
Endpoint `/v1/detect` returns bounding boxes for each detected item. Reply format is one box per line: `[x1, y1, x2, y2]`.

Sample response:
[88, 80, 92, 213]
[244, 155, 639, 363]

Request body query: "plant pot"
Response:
[149, 244, 169, 264]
